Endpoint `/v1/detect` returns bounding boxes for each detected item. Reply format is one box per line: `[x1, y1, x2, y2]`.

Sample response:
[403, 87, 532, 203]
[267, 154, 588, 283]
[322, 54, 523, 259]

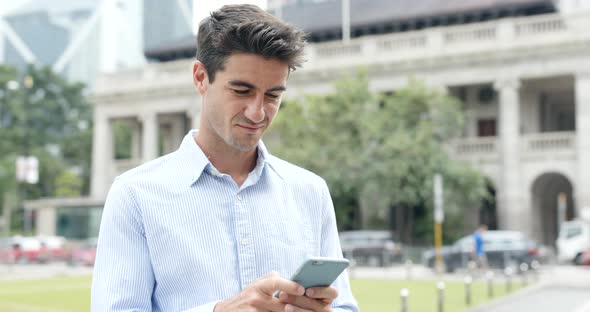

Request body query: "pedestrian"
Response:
[91, 4, 359, 312]
[473, 224, 489, 272]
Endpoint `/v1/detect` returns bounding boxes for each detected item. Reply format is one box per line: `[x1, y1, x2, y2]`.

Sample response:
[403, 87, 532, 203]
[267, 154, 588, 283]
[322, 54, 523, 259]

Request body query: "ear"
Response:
[193, 61, 209, 95]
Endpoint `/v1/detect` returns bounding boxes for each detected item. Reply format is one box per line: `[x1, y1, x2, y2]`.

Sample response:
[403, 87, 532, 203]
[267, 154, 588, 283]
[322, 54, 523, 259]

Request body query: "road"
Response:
[0, 262, 93, 281]
[469, 265, 590, 312]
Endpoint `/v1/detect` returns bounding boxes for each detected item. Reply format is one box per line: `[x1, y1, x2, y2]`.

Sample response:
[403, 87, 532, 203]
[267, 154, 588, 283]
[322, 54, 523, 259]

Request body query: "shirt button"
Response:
[241, 239, 248, 246]
[236, 194, 242, 201]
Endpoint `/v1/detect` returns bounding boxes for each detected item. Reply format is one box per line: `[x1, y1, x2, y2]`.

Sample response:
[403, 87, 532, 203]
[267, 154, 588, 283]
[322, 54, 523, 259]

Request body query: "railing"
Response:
[304, 12, 581, 66]
[315, 42, 363, 58]
[452, 137, 498, 156]
[443, 25, 497, 44]
[515, 15, 566, 37]
[377, 33, 427, 52]
[521, 132, 576, 153]
[450, 132, 576, 160]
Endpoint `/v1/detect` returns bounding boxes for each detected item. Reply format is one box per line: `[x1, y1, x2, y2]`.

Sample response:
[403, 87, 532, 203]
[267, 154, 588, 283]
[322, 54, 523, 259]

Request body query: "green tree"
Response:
[0, 65, 92, 234]
[268, 72, 487, 243]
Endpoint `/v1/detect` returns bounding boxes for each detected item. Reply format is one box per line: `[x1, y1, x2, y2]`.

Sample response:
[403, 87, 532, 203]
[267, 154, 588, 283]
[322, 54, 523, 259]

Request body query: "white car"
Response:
[556, 219, 590, 264]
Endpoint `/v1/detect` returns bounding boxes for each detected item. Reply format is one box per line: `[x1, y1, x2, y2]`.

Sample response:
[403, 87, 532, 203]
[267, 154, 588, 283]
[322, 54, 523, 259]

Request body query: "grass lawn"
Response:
[0, 275, 91, 312]
[351, 278, 524, 312]
[0, 275, 524, 312]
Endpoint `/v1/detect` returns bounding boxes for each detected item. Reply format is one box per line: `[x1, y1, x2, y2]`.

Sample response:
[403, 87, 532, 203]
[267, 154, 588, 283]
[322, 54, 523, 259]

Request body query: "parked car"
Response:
[574, 249, 590, 266]
[37, 236, 67, 262]
[339, 230, 402, 267]
[423, 230, 539, 273]
[0, 236, 43, 264]
[556, 218, 590, 264]
[68, 238, 97, 266]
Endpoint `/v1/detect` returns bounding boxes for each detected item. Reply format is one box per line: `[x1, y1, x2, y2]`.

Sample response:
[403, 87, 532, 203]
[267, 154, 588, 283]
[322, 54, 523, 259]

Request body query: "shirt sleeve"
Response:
[91, 178, 156, 311]
[319, 181, 360, 312]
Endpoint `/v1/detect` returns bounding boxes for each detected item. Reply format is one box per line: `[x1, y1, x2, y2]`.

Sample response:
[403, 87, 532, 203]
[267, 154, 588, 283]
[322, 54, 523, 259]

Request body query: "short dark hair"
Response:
[196, 4, 306, 82]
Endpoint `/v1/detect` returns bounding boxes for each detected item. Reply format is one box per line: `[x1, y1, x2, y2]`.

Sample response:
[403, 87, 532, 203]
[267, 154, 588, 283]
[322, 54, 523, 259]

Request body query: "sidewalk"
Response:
[467, 265, 590, 312]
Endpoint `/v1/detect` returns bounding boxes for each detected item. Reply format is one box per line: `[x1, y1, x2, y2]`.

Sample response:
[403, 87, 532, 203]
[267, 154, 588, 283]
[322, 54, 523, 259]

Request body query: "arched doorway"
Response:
[480, 181, 498, 230]
[531, 173, 575, 246]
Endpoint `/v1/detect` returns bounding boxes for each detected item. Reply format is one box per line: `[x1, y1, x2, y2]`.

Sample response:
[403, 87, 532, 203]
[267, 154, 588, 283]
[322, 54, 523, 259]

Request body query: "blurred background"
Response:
[1, 0, 590, 311]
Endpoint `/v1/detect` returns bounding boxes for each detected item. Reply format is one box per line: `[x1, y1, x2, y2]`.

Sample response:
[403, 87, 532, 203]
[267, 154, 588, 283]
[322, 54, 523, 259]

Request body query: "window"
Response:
[566, 226, 582, 239]
[478, 119, 497, 137]
[56, 206, 103, 239]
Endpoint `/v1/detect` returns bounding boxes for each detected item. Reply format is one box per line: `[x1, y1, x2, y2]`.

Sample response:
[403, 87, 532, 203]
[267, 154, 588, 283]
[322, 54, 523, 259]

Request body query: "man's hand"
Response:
[277, 286, 338, 312]
[214, 272, 305, 312]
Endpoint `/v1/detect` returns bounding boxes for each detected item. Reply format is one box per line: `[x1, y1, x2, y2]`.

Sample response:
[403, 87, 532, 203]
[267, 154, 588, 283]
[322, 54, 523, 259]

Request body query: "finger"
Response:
[278, 292, 325, 311]
[284, 303, 313, 312]
[305, 286, 339, 300]
[250, 295, 288, 312]
[259, 273, 305, 297]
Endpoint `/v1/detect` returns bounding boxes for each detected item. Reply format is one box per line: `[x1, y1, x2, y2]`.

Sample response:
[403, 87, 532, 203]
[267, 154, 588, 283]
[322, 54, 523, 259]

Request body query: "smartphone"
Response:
[274, 257, 350, 298]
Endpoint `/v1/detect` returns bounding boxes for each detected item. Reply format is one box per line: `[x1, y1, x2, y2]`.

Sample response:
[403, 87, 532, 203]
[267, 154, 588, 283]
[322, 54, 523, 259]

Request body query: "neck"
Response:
[194, 131, 258, 186]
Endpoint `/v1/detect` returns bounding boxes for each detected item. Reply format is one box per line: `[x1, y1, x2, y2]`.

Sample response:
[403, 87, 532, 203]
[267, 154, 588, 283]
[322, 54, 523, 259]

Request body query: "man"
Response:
[91, 4, 359, 312]
[473, 224, 488, 270]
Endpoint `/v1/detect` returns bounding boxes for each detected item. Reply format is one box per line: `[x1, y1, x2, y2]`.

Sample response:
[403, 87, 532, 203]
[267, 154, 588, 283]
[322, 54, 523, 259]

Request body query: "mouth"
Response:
[237, 124, 264, 133]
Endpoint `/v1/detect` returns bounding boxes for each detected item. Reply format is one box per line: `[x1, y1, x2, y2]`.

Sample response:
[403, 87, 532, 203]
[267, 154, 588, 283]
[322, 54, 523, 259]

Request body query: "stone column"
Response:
[494, 78, 523, 231]
[575, 73, 590, 218]
[36, 207, 56, 236]
[90, 109, 113, 198]
[130, 118, 141, 161]
[141, 112, 159, 162]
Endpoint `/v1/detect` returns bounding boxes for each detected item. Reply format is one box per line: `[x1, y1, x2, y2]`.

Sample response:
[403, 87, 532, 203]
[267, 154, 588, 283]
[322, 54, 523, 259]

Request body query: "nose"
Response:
[243, 93, 265, 124]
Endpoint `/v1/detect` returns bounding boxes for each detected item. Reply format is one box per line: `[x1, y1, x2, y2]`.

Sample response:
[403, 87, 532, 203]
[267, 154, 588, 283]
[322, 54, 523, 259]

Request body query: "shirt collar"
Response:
[174, 130, 284, 187]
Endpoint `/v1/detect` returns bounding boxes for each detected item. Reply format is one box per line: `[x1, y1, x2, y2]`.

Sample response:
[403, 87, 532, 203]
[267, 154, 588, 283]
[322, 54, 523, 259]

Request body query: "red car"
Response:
[68, 238, 97, 266]
[0, 236, 43, 264]
[579, 249, 590, 266]
[37, 236, 67, 262]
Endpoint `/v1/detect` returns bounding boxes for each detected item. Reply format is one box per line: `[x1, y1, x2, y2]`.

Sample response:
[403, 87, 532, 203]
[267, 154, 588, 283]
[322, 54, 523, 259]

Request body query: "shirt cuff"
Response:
[181, 301, 220, 312]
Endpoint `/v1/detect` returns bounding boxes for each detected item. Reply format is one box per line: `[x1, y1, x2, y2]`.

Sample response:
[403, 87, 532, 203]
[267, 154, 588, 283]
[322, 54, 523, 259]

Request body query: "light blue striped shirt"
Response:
[92, 130, 359, 312]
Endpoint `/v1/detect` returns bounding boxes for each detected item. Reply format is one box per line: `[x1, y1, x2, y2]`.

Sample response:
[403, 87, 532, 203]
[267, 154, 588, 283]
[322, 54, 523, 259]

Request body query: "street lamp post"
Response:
[12, 75, 38, 235]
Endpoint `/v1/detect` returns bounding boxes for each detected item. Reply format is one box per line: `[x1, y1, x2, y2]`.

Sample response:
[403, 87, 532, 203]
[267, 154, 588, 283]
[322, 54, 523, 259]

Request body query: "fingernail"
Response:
[285, 304, 293, 312]
[279, 292, 288, 300]
[298, 286, 305, 294]
[306, 289, 314, 296]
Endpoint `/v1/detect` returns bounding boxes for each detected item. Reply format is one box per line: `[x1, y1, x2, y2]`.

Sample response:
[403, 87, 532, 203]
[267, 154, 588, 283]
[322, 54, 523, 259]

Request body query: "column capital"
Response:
[493, 77, 521, 91]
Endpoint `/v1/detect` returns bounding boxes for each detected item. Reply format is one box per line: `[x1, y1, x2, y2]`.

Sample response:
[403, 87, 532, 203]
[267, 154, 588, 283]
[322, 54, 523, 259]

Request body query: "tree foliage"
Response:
[0, 65, 92, 233]
[268, 71, 488, 243]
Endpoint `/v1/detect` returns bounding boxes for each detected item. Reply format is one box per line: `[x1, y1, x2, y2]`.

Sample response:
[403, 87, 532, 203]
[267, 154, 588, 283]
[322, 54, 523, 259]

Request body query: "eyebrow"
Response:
[228, 80, 287, 93]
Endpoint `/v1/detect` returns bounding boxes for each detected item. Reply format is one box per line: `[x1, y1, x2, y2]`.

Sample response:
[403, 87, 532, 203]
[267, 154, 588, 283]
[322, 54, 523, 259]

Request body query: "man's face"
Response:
[193, 53, 289, 152]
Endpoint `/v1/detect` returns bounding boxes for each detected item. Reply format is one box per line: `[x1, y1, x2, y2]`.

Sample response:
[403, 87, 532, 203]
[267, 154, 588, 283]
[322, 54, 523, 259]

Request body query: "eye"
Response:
[266, 93, 280, 99]
[232, 89, 250, 95]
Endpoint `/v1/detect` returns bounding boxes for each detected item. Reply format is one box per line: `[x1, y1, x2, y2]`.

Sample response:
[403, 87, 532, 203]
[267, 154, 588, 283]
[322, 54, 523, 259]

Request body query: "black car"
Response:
[423, 230, 539, 273]
[339, 230, 403, 267]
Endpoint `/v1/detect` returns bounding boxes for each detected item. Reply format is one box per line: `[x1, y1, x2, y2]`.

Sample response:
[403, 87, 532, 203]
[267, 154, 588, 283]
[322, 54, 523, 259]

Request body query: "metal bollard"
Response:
[531, 260, 540, 282]
[486, 271, 494, 298]
[467, 260, 477, 275]
[437, 281, 445, 312]
[464, 276, 472, 306]
[400, 288, 409, 312]
[405, 259, 413, 280]
[504, 267, 513, 293]
[520, 263, 529, 286]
